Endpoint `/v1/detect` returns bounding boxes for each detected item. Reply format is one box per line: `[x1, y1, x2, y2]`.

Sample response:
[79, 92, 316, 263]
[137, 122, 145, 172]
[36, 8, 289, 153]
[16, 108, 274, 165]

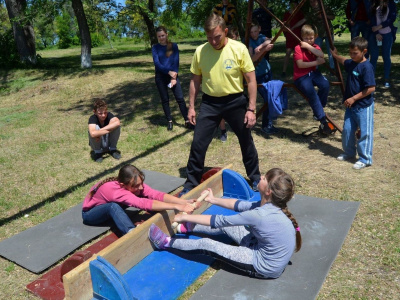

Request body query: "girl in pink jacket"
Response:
[82, 165, 194, 235]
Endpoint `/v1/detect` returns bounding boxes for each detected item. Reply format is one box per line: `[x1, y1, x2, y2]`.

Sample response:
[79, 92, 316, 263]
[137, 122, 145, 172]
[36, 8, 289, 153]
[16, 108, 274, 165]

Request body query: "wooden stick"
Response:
[172, 190, 210, 229]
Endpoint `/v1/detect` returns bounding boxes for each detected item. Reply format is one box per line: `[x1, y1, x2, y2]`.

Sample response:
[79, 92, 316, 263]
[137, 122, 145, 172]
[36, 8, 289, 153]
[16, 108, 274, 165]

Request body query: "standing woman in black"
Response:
[152, 26, 189, 130]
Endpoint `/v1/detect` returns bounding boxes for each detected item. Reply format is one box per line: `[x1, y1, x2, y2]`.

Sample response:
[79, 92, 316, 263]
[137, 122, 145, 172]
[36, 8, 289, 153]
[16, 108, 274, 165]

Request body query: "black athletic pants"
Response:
[183, 93, 260, 190]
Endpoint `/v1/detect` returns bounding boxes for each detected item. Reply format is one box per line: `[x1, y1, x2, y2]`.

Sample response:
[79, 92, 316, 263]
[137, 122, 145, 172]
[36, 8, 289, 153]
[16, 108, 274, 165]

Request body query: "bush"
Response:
[91, 33, 105, 48]
[0, 30, 20, 68]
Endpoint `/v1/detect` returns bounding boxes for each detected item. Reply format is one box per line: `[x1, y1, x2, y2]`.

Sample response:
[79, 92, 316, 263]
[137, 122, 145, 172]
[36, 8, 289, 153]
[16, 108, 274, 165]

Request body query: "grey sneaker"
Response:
[353, 161, 368, 170]
[94, 153, 103, 163]
[384, 82, 390, 89]
[220, 132, 227, 142]
[110, 150, 121, 160]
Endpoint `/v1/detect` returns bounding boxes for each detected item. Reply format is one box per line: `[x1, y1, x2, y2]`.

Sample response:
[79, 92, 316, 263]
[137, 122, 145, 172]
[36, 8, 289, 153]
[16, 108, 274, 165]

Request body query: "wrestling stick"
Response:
[172, 190, 210, 229]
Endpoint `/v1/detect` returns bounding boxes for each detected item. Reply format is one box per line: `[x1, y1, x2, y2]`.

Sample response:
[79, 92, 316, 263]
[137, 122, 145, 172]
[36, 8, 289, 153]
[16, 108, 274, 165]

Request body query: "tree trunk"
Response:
[71, 0, 92, 68]
[4, 0, 37, 65]
[138, 0, 157, 46]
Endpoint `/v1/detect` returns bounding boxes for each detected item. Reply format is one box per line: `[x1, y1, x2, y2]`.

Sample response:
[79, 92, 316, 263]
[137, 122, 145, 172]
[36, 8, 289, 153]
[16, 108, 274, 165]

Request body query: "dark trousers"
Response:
[294, 70, 329, 122]
[155, 73, 188, 122]
[184, 93, 260, 190]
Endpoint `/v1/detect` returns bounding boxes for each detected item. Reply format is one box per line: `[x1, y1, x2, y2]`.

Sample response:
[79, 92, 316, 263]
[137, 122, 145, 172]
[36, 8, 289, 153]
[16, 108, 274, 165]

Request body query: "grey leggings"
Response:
[170, 224, 260, 277]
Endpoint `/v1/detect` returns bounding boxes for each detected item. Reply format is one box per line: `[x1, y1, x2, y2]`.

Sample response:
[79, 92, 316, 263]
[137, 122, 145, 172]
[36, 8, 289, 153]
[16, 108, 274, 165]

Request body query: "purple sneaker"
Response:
[148, 224, 170, 249]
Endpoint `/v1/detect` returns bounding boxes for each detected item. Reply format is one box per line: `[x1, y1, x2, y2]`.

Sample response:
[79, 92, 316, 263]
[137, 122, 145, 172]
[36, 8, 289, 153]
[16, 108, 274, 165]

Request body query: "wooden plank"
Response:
[63, 165, 230, 300]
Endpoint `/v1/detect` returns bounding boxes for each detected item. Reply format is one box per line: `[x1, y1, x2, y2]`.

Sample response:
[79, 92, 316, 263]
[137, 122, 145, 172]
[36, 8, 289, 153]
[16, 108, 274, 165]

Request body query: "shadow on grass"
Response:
[58, 69, 193, 128]
[0, 128, 195, 227]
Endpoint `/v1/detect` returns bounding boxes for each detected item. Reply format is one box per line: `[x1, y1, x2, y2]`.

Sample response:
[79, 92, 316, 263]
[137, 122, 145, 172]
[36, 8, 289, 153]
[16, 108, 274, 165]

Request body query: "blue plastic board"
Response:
[123, 234, 214, 300]
[120, 169, 258, 300]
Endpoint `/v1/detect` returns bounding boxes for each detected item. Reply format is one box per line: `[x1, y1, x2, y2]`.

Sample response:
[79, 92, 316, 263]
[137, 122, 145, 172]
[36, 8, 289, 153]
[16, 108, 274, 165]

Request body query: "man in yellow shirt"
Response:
[180, 14, 261, 195]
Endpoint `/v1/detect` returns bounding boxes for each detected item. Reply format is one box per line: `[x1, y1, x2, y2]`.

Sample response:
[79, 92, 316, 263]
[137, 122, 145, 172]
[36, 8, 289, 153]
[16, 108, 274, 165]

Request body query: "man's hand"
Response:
[188, 107, 196, 125]
[244, 110, 256, 128]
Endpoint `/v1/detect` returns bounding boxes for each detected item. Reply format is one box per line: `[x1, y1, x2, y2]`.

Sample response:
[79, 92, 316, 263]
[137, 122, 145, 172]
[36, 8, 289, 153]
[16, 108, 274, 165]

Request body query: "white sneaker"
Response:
[337, 154, 353, 161]
[353, 161, 368, 170]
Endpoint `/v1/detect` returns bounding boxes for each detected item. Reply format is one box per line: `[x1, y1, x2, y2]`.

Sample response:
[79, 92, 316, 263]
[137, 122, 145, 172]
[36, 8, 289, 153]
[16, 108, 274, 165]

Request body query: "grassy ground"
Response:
[0, 33, 399, 299]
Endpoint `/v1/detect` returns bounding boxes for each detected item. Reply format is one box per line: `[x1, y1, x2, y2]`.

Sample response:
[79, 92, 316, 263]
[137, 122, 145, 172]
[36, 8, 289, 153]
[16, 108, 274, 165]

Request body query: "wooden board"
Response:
[63, 165, 230, 300]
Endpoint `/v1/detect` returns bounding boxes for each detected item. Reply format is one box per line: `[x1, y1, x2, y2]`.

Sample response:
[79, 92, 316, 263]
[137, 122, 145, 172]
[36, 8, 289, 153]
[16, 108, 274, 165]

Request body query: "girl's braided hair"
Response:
[266, 168, 302, 252]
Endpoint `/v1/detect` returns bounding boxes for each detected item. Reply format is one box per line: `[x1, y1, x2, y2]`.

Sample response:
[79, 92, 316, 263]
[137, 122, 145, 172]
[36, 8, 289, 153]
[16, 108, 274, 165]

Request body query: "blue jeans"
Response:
[294, 70, 330, 121]
[82, 203, 135, 235]
[155, 73, 188, 122]
[342, 102, 374, 165]
[369, 32, 393, 80]
[256, 72, 273, 128]
[315, 36, 334, 69]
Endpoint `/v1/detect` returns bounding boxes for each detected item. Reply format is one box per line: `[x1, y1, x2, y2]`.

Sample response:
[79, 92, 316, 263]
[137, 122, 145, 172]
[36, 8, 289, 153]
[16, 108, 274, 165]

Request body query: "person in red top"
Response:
[282, 0, 306, 77]
[82, 164, 195, 235]
[293, 24, 331, 135]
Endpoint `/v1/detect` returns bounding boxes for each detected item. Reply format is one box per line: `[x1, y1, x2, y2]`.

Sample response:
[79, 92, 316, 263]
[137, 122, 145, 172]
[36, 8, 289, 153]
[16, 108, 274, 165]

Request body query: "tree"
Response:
[4, 0, 36, 64]
[125, 0, 159, 45]
[71, 0, 91, 68]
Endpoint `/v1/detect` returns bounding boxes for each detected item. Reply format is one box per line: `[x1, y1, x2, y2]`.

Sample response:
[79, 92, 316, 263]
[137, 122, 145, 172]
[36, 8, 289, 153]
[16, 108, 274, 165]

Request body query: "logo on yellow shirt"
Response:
[223, 59, 235, 71]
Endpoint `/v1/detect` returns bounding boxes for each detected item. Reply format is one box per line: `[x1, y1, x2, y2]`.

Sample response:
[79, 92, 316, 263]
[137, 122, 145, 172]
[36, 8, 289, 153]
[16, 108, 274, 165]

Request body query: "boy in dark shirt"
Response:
[331, 37, 376, 170]
[88, 99, 121, 163]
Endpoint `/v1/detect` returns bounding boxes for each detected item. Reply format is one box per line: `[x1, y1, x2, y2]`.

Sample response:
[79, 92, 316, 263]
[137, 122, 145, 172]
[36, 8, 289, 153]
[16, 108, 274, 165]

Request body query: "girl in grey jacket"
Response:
[149, 168, 302, 279]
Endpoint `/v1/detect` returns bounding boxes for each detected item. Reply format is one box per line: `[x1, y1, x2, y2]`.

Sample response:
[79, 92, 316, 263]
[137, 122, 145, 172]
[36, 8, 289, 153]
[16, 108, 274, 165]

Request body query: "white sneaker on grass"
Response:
[337, 154, 353, 161]
[353, 161, 368, 170]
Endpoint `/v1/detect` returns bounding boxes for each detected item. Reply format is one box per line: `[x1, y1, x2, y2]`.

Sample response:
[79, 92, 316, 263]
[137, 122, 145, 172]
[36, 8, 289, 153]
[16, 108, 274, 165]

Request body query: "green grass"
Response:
[0, 33, 400, 299]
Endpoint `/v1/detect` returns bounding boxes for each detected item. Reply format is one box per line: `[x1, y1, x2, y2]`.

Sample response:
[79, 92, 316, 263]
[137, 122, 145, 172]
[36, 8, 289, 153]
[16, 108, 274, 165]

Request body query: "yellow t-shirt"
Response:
[190, 39, 255, 97]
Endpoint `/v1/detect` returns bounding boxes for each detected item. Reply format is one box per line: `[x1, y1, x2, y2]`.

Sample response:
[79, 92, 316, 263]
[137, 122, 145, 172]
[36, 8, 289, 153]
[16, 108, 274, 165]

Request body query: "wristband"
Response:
[247, 108, 255, 113]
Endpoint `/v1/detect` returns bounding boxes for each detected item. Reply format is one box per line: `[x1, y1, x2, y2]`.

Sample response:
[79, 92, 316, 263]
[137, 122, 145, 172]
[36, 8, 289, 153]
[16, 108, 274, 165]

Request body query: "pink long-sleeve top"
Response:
[82, 181, 166, 212]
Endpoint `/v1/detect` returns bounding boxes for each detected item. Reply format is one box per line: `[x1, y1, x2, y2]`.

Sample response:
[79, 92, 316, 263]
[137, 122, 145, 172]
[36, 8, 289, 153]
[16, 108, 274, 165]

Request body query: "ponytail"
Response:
[166, 42, 173, 57]
[89, 177, 117, 198]
[282, 207, 302, 252]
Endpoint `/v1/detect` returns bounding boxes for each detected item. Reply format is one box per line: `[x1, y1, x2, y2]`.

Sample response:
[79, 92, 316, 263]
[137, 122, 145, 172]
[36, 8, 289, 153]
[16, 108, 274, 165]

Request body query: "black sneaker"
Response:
[110, 150, 121, 160]
[220, 132, 227, 142]
[94, 153, 103, 163]
[319, 123, 333, 135]
[252, 180, 260, 192]
[261, 125, 279, 135]
[178, 188, 191, 197]
[185, 121, 194, 130]
[167, 121, 173, 131]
